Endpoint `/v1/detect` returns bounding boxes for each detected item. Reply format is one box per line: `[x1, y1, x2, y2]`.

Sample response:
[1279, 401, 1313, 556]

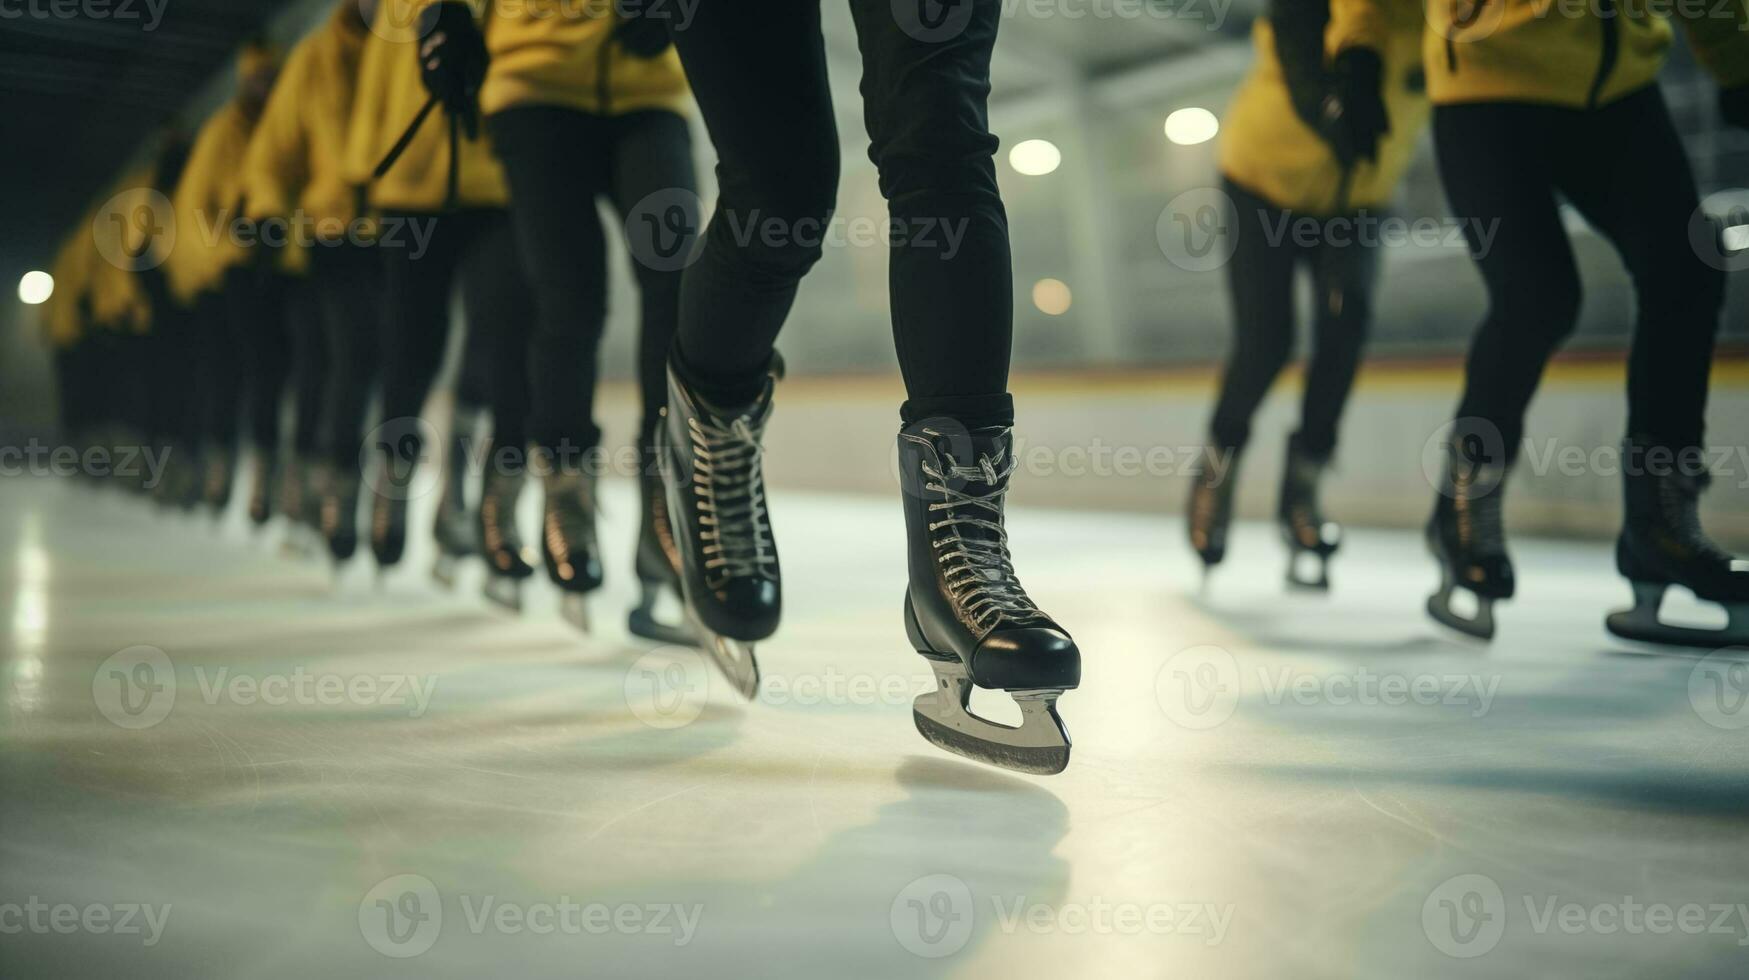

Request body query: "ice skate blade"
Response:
[627, 582, 700, 647]
[559, 593, 591, 634]
[912, 657, 1071, 776]
[1426, 586, 1495, 642]
[1284, 552, 1331, 593]
[1605, 582, 1749, 649]
[430, 555, 460, 591]
[482, 575, 523, 613]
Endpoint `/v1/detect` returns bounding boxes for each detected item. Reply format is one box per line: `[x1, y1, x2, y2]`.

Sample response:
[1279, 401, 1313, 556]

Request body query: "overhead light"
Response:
[1032, 278, 1072, 316]
[1009, 139, 1062, 177]
[17, 271, 53, 306]
[1164, 108, 1219, 146]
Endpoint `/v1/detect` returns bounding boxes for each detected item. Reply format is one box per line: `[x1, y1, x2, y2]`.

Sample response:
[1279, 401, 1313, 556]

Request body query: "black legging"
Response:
[226, 264, 291, 457]
[313, 245, 384, 472]
[1208, 178, 1379, 459]
[377, 208, 531, 472]
[668, 0, 1014, 427]
[489, 106, 695, 457]
[1434, 85, 1724, 456]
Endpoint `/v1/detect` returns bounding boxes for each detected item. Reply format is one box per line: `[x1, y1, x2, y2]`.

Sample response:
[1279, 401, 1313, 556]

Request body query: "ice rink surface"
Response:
[3, 475, 1747, 978]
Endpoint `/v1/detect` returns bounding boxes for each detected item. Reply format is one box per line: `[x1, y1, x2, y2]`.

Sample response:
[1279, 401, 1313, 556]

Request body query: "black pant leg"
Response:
[316, 245, 384, 472]
[606, 109, 698, 454]
[488, 107, 611, 454]
[1299, 223, 1381, 460]
[1548, 86, 1724, 452]
[1208, 180, 1301, 453]
[668, 0, 840, 402]
[377, 211, 466, 465]
[1435, 102, 1580, 460]
[456, 209, 534, 461]
[848, 0, 1012, 427]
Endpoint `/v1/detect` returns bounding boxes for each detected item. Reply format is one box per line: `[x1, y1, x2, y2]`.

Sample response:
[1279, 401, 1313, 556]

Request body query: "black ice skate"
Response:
[627, 470, 698, 647]
[245, 453, 276, 527]
[425, 465, 475, 588]
[320, 465, 362, 565]
[1425, 440, 1513, 641]
[478, 464, 535, 612]
[657, 360, 779, 699]
[1187, 445, 1239, 585]
[1606, 441, 1749, 648]
[541, 467, 604, 634]
[278, 455, 321, 559]
[900, 421, 1079, 776]
[1279, 433, 1340, 591]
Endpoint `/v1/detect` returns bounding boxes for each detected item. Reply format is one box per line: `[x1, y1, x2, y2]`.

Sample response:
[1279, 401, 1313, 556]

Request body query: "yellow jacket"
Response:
[44, 226, 96, 348]
[346, 0, 509, 211]
[476, 0, 690, 117]
[1221, 0, 1430, 214]
[166, 102, 260, 302]
[87, 171, 157, 335]
[241, 3, 371, 236]
[1332, 0, 1749, 108]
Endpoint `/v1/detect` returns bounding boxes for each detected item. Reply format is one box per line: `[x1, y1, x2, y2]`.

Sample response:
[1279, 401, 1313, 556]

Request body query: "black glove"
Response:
[1317, 48, 1391, 167]
[417, 1, 489, 138]
[613, 2, 673, 59]
[1722, 85, 1749, 132]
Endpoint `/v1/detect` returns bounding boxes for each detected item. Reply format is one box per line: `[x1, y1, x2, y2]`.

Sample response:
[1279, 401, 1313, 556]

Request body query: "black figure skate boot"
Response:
[1425, 438, 1513, 640]
[1279, 433, 1341, 591]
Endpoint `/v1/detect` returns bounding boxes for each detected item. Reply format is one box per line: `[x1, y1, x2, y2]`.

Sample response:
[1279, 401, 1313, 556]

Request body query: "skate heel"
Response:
[558, 593, 591, 633]
[627, 580, 700, 647]
[903, 596, 1072, 776]
[482, 573, 524, 613]
[1426, 567, 1497, 642]
[430, 554, 461, 591]
[1606, 581, 1749, 648]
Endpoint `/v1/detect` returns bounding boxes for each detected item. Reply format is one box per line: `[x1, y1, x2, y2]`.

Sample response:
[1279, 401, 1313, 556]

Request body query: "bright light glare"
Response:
[1164, 108, 1219, 146]
[17, 271, 53, 305]
[1009, 139, 1062, 177]
[1032, 278, 1072, 316]
[1724, 223, 1749, 253]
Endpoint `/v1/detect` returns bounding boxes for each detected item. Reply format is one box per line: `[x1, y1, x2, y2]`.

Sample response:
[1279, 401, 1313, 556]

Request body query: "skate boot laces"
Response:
[1453, 463, 1506, 556]
[481, 473, 525, 556]
[923, 446, 1049, 633]
[689, 413, 775, 586]
[543, 473, 598, 564]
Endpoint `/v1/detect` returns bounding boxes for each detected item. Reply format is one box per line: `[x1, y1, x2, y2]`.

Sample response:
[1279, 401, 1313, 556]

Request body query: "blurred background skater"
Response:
[416, 0, 699, 641]
[346, 0, 533, 593]
[1336, 0, 1749, 641]
[1187, 0, 1428, 591]
[166, 39, 284, 524]
[134, 130, 199, 508]
[241, 0, 376, 570]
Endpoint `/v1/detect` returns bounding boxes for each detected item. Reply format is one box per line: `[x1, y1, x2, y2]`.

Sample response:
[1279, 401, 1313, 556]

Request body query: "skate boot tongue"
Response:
[914, 424, 1051, 631]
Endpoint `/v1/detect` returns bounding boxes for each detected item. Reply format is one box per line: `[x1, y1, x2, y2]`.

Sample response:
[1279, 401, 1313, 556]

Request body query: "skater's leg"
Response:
[608, 109, 702, 645]
[314, 245, 383, 562]
[847, 0, 1076, 770]
[1300, 226, 1379, 460]
[1435, 103, 1579, 461]
[1207, 181, 1301, 453]
[1551, 86, 1724, 455]
[606, 109, 697, 457]
[374, 211, 467, 566]
[668, 0, 839, 402]
[486, 106, 612, 460]
[456, 208, 538, 594]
